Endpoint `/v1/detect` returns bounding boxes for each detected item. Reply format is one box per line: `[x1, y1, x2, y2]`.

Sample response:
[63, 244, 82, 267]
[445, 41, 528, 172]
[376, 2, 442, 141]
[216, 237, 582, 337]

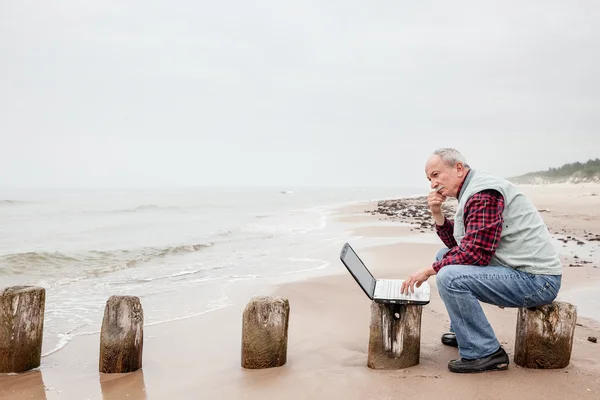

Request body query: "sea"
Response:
[0, 186, 423, 357]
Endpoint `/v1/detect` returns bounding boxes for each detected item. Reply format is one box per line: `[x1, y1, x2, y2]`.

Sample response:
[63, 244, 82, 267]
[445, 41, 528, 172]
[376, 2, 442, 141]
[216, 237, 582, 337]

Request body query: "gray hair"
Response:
[432, 148, 471, 168]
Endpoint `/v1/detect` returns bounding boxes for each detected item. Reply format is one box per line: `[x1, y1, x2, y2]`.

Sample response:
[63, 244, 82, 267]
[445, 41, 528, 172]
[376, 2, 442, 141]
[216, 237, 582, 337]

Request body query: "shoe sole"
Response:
[448, 363, 509, 373]
[441, 339, 458, 348]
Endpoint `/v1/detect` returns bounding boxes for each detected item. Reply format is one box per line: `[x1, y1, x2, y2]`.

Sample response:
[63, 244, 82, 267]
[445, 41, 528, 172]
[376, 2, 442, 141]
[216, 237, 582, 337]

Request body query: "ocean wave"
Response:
[0, 200, 28, 206]
[0, 242, 213, 284]
[130, 267, 224, 283]
[125, 204, 178, 212]
[214, 229, 233, 238]
[109, 203, 230, 214]
[103, 204, 184, 213]
[3, 251, 79, 266]
[78, 204, 195, 215]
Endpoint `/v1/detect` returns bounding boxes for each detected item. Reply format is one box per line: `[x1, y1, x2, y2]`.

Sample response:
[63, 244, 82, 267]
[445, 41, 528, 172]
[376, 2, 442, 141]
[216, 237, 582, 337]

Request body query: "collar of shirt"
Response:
[456, 169, 471, 199]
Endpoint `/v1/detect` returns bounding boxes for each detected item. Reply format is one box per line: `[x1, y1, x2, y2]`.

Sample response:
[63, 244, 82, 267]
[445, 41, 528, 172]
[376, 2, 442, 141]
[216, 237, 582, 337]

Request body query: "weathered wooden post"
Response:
[0, 286, 46, 373]
[241, 296, 290, 369]
[99, 295, 144, 373]
[514, 301, 577, 369]
[368, 302, 423, 369]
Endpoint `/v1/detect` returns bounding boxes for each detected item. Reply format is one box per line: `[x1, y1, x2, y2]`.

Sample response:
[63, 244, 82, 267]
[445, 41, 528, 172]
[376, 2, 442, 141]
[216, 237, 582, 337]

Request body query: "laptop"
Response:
[339, 242, 430, 305]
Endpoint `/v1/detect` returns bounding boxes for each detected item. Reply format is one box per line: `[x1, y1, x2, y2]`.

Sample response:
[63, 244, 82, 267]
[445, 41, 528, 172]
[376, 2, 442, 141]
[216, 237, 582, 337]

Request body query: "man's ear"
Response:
[456, 162, 464, 177]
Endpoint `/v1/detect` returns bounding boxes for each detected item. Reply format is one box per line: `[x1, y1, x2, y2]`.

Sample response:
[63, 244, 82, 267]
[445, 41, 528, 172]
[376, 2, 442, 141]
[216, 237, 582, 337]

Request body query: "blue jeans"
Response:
[435, 248, 562, 360]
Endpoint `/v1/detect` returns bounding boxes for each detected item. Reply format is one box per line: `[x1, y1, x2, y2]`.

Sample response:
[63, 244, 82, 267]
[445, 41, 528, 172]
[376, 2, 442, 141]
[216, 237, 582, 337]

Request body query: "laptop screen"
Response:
[340, 243, 376, 298]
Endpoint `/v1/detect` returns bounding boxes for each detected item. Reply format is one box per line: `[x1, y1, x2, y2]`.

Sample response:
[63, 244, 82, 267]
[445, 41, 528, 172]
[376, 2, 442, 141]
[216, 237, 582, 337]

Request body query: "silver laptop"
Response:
[339, 242, 430, 305]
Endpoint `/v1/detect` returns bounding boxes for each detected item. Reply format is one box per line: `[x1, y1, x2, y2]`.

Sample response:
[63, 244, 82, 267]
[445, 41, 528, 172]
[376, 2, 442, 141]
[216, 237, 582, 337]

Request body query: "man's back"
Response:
[453, 170, 562, 275]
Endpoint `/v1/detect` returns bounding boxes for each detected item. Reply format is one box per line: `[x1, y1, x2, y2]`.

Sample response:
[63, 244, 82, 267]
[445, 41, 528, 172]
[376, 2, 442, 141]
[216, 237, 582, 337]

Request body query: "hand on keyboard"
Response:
[401, 266, 436, 295]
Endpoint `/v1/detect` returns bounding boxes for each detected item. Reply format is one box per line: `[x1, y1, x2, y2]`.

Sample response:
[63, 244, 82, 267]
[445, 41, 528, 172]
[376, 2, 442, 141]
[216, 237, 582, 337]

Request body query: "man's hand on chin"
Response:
[401, 267, 436, 295]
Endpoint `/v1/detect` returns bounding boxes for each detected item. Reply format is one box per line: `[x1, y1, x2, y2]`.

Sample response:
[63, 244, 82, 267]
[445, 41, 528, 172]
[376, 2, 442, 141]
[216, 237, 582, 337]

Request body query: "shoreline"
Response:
[2, 184, 600, 399]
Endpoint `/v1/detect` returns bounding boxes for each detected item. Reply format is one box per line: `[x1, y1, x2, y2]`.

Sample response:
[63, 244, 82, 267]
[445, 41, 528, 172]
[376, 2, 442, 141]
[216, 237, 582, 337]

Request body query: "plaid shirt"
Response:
[432, 172, 505, 272]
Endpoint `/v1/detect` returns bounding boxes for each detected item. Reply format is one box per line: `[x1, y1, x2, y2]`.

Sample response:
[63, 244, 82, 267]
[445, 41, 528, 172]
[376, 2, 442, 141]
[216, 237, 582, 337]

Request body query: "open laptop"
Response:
[339, 242, 430, 305]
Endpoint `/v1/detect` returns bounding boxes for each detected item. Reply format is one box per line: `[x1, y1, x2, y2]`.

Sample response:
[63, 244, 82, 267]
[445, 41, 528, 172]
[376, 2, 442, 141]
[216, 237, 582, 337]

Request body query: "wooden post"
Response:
[368, 302, 422, 369]
[0, 286, 46, 373]
[241, 296, 290, 369]
[99, 295, 144, 373]
[514, 301, 577, 369]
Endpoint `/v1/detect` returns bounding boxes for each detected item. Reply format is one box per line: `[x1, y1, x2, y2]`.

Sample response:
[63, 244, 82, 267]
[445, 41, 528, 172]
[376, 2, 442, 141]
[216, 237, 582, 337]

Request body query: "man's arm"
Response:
[435, 217, 458, 249]
[432, 190, 505, 273]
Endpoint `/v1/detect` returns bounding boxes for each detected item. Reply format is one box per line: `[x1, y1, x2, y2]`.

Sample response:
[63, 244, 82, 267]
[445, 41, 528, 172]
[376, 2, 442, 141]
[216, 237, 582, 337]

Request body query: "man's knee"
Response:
[436, 265, 463, 291]
[435, 247, 450, 262]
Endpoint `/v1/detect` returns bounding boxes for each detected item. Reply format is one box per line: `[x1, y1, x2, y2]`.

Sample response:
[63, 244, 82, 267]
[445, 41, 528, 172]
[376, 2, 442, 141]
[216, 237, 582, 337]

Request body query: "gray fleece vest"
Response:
[453, 170, 562, 275]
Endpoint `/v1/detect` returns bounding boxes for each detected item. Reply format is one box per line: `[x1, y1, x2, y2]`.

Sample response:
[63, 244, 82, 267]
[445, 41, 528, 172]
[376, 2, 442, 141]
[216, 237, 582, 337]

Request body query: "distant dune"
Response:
[509, 158, 600, 184]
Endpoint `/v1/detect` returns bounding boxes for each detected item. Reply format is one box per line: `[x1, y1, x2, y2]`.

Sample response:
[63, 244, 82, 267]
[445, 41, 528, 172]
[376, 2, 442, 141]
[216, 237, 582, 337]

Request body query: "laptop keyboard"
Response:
[375, 279, 427, 300]
[380, 280, 402, 298]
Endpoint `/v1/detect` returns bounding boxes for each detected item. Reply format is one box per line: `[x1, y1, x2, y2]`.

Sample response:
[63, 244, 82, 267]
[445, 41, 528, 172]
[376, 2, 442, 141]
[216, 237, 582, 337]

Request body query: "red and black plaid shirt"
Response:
[432, 171, 505, 272]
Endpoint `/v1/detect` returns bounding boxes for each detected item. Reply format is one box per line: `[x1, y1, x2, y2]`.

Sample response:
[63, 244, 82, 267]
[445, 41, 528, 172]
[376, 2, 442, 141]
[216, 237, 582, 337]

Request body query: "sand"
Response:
[1, 184, 600, 400]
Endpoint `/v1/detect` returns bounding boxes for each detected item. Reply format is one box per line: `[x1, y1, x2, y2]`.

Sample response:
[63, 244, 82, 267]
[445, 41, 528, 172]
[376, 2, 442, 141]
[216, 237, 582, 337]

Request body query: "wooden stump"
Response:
[368, 302, 423, 369]
[241, 296, 290, 369]
[514, 301, 577, 369]
[99, 295, 144, 373]
[0, 286, 46, 373]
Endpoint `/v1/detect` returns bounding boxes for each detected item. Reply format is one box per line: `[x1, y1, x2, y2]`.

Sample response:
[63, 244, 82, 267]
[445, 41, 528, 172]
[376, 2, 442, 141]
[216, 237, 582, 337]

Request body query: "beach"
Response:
[1, 184, 600, 400]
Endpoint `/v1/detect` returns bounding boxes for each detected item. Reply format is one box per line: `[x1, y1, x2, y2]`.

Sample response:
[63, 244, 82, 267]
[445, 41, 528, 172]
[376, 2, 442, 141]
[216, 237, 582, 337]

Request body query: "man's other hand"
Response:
[401, 267, 436, 295]
[427, 190, 447, 215]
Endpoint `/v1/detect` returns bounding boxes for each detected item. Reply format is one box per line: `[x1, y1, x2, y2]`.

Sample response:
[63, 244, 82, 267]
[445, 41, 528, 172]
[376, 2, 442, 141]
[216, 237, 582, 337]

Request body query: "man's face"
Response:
[425, 155, 466, 198]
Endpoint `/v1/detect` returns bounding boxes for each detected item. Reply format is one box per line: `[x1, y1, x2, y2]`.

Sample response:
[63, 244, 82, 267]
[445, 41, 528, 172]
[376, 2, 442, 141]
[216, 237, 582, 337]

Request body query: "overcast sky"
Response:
[1, 1, 599, 188]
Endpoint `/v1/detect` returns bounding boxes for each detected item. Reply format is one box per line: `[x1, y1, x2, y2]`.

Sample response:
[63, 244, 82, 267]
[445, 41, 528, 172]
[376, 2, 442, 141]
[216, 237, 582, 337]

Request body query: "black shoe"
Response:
[441, 332, 458, 348]
[448, 347, 510, 373]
